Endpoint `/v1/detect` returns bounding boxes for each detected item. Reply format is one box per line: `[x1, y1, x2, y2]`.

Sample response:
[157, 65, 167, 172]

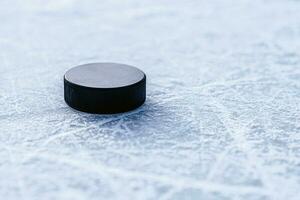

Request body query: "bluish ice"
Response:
[0, 0, 300, 199]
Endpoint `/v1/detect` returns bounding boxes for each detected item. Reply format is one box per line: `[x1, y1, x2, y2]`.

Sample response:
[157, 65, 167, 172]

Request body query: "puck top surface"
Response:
[65, 63, 145, 89]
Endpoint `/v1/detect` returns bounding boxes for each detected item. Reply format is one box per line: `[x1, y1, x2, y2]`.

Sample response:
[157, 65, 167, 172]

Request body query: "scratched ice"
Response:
[0, 0, 300, 199]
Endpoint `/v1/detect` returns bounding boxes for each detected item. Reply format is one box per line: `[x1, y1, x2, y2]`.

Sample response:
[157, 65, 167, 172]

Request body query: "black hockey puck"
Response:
[64, 63, 146, 114]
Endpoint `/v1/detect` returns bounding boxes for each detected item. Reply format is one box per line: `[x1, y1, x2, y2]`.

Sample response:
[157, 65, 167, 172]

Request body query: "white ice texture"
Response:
[0, 0, 300, 199]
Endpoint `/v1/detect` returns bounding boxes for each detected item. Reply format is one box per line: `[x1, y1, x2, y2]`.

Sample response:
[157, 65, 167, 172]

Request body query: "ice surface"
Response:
[0, 0, 300, 199]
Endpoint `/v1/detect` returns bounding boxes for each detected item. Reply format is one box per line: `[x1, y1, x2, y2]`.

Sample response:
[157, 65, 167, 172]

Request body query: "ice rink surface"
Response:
[1, 0, 300, 199]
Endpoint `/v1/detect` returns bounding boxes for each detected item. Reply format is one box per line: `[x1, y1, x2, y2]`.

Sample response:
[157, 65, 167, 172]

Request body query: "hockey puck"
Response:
[64, 63, 146, 114]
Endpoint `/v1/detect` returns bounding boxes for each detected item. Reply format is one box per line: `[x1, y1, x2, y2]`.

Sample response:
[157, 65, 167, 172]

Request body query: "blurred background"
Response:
[0, 0, 300, 199]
